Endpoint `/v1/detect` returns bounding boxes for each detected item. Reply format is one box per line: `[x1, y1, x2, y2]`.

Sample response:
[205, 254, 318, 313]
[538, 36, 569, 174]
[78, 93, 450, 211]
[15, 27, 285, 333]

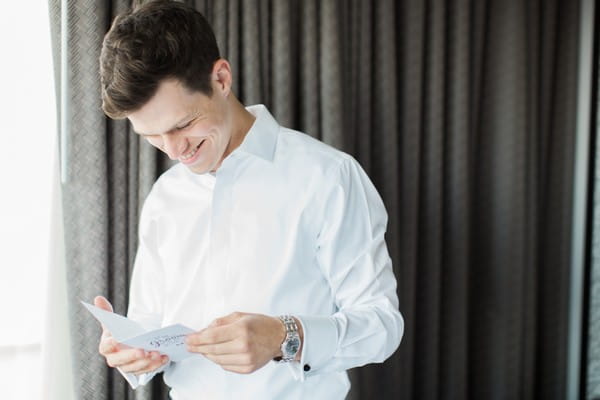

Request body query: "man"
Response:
[95, 1, 403, 398]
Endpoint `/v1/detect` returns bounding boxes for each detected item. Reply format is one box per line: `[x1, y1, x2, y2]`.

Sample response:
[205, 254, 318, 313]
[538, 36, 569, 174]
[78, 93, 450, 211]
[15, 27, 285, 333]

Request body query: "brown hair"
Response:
[100, 0, 220, 119]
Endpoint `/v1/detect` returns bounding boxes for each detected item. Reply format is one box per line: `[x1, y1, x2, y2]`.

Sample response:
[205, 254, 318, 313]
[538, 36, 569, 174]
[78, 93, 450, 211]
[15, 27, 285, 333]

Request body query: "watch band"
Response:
[280, 315, 298, 336]
[275, 315, 300, 363]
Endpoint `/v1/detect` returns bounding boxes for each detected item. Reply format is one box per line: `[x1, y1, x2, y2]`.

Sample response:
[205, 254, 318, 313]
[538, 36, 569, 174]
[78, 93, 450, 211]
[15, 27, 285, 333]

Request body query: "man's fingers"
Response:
[190, 338, 248, 355]
[94, 296, 114, 334]
[99, 336, 119, 355]
[186, 312, 248, 347]
[105, 347, 147, 368]
[118, 353, 169, 375]
[209, 312, 244, 327]
[133, 355, 170, 375]
[94, 296, 114, 312]
[186, 324, 238, 347]
[100, 338, 169, 375]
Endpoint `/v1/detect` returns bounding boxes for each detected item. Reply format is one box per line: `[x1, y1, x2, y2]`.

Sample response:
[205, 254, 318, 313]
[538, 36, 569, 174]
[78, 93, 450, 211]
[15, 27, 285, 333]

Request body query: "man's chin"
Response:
[182, 156, 221, 175]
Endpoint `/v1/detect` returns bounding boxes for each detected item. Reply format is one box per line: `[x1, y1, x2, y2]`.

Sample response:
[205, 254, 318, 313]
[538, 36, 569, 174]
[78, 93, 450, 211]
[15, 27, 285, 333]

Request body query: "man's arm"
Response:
[293, 156, 403, 378]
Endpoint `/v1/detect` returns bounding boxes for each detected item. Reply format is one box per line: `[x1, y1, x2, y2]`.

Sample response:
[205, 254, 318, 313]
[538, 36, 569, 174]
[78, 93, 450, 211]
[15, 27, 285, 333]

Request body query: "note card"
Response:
[82, 301, 196, 362]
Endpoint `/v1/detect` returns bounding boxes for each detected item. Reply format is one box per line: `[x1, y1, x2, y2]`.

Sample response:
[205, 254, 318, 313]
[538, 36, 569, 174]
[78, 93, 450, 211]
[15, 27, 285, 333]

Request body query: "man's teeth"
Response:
[181, 142, 203, 160]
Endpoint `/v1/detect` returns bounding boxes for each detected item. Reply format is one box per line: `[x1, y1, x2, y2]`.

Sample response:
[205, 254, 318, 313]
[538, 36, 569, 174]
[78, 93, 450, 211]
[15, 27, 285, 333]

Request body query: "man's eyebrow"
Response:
[132, 115, 194, 136]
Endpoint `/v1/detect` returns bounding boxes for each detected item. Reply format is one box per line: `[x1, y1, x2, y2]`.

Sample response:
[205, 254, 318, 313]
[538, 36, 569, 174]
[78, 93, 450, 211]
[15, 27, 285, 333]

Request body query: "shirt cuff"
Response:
[288, 315, 337, 381]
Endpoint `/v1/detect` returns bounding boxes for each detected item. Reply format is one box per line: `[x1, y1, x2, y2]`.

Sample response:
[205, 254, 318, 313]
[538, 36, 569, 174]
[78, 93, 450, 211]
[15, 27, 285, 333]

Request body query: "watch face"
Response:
[285, 336, 300, 355]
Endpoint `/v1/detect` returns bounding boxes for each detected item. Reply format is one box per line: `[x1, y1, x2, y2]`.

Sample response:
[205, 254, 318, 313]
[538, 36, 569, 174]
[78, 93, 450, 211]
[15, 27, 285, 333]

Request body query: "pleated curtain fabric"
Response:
[49, 0, 581, 399]
[48, 1, 169, 398]
[587, 30, 600, 400]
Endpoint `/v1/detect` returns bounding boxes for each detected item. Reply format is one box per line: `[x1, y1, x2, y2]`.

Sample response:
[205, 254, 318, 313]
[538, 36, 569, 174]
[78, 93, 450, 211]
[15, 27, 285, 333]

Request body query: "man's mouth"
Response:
[180, 140, 205, 161]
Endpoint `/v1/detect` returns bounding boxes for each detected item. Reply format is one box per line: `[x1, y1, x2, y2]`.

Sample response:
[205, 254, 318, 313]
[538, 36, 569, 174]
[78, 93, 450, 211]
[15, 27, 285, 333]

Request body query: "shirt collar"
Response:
[236, 104, 279, 162]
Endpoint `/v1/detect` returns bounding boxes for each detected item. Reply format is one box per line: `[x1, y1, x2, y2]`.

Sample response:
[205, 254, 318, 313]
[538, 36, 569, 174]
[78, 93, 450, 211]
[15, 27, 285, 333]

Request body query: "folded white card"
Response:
[82, 301, 196, 362]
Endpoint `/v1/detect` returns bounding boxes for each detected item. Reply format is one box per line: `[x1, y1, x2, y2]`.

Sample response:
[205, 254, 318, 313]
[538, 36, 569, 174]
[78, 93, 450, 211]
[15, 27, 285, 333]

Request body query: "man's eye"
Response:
[177, 121, 192, 131]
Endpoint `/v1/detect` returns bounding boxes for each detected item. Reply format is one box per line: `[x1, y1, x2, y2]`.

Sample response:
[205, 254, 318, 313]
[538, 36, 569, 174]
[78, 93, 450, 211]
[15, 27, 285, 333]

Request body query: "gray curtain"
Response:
[587, 21, 600, 400]
[49, 0, 581, 399]
[49, 1, 169, 398]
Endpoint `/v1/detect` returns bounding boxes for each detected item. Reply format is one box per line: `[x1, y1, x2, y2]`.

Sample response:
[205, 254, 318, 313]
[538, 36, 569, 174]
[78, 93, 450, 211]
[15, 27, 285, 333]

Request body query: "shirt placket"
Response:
[205, 163, 234, 323]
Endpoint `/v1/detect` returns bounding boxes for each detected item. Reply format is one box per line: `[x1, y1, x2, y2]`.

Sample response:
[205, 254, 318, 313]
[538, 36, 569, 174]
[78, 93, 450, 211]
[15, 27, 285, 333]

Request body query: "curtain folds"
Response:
[587, 11, 600, 398]
[49, 0, 582, 399]
[49, 1, 165, 399]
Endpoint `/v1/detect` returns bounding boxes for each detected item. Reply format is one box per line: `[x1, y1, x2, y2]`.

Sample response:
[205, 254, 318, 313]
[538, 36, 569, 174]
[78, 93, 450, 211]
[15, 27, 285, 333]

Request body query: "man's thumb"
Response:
[94, 295, 114, 313]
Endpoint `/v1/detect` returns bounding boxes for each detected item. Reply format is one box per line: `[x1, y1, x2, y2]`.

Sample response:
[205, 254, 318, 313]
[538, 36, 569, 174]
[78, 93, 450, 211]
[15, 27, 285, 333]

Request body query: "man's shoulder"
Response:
[275, 127, 352, 174]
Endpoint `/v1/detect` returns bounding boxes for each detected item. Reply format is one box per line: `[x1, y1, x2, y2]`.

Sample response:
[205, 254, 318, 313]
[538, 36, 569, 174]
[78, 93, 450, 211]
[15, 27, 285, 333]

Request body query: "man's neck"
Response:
[227, 96, 257, 154]
[216, 96, 256, 168]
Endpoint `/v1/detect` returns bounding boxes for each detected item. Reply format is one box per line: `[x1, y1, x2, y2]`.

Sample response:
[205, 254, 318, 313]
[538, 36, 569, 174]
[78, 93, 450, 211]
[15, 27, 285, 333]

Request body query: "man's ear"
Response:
[212, 59, 232, 98]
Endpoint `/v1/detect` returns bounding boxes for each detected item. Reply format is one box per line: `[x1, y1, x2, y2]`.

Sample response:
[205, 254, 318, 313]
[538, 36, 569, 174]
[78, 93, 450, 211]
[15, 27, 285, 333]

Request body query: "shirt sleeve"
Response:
[117, 195, 169, 389]
[290, 156, 404, 380]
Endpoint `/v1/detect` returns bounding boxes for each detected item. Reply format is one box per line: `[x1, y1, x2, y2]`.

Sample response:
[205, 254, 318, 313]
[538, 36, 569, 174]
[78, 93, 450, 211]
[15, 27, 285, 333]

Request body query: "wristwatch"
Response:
[275, 315, 301, 362]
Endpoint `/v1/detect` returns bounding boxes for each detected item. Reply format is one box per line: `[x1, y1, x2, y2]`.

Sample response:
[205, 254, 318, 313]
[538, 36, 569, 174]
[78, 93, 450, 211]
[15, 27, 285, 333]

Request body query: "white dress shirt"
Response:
[122, 105, 403, 399]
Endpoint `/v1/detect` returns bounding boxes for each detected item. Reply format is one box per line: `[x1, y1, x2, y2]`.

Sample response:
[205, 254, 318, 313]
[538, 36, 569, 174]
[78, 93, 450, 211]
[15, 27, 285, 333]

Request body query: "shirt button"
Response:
[303, 364, 311, 372]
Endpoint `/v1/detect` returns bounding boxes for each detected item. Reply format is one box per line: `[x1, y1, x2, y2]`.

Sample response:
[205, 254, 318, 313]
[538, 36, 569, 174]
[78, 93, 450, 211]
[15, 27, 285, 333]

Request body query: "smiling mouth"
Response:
[180, 140, 205, 161]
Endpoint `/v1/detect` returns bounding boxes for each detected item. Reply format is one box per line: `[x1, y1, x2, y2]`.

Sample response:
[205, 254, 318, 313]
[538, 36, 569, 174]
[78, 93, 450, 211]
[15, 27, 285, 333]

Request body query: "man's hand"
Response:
[186, 312, 300, 374]
[94, 296, 169, 375]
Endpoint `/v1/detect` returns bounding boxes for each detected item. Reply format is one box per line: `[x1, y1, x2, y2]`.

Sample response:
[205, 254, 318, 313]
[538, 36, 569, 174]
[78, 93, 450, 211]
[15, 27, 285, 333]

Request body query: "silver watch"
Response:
[277, 315, 301, 362]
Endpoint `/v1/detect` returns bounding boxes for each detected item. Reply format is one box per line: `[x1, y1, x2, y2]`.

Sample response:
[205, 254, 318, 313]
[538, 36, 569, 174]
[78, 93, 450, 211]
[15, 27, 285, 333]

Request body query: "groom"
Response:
[94, 1, 403, 398]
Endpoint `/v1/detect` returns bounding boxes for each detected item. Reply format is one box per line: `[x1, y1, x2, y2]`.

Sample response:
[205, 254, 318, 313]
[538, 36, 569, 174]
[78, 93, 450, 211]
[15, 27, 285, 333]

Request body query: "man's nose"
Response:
[162, 134, 187, 160]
